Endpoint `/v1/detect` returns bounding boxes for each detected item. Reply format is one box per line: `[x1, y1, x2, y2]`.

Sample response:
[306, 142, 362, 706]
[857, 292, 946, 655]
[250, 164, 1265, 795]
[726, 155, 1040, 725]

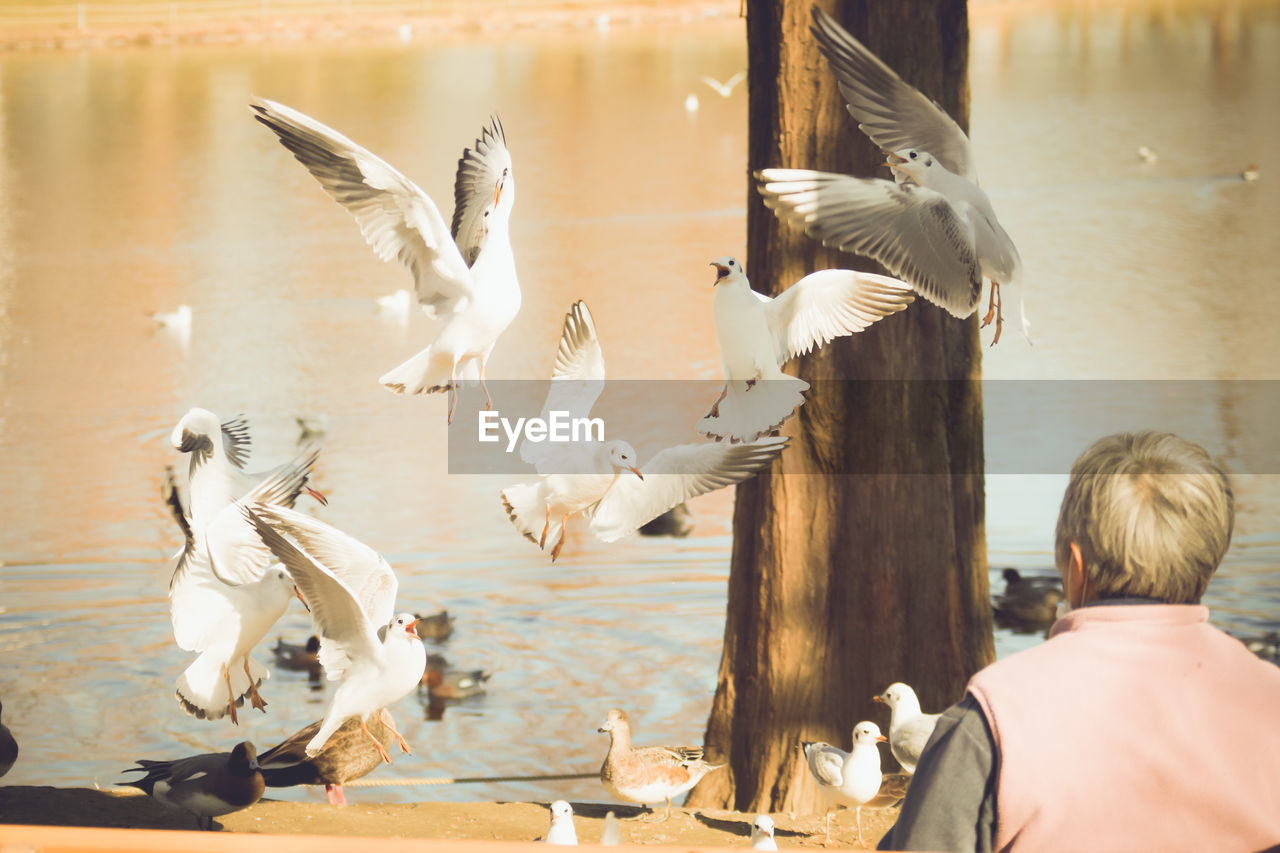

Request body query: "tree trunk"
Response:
[687, 0, 992, 816]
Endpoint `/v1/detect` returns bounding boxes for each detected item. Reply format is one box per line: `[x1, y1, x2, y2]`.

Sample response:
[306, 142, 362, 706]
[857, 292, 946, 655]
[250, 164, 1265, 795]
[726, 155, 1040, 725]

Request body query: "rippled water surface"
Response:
[0, 0, 1277, 804]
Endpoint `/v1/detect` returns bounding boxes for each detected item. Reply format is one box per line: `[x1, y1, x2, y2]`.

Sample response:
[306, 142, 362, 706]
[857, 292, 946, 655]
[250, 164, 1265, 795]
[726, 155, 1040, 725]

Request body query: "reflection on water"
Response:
[0, 1, 1277, 802]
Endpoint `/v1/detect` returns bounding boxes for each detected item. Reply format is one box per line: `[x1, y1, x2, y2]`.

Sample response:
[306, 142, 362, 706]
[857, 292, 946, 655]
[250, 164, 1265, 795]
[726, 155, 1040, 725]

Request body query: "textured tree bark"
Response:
[687, 0, 992, 815]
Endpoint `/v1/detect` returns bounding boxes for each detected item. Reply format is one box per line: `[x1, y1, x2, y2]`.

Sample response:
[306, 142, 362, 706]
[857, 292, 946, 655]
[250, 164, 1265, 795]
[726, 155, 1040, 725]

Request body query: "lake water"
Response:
[0, 0, 1277, 807]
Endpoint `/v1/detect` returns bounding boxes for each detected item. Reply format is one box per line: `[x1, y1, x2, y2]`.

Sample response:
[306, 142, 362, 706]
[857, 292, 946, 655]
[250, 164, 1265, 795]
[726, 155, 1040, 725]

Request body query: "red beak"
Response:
[710, 262, 730, 284]
[406, 621, 420, 638]
[628, 466, 644, 480]
[295, 587, 310, 612]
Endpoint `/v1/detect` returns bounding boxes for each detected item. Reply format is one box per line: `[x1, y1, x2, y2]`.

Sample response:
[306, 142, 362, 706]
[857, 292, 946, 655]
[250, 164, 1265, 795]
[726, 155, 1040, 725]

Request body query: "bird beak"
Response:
[628, 466, 644, 480]
[710, 262, 730, 285]
[884, 151, 907, 166]
[876, 735, 888, 743]
[306, 486, 328, 507]
[597, 726, 608, 733]
[295, 587, 310, 612]
[407, 621, 420, 638]
[494, 181, 502, 209]
[872, 694, 885, 704]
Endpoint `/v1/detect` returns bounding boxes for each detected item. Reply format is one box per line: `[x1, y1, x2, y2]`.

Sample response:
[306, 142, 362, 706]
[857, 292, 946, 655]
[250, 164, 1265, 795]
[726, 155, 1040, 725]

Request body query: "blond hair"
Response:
[1054, 431, 1234, 604]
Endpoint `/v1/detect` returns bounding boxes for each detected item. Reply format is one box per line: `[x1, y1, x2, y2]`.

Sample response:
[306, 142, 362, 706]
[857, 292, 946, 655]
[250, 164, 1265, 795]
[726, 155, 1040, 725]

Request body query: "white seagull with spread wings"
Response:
[754, 6, 1027, 345]
[252, 98, 521, 419]
[244, 504, 425, 763]
[698, 256, 914, 442]
[501, 300, 788, 560]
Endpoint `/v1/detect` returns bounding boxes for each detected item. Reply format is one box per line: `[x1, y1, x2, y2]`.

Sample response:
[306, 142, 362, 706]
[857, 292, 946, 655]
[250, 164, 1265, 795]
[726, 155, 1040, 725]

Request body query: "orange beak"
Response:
[873, 694, 886, 704]
[295, 587, 310, 612]
[876, 734, 888, 743]
[710, 262, 730, 285]
[494, 181, 502, 209]
[628, 466, 644, 480]
[406, 621, 420, 638]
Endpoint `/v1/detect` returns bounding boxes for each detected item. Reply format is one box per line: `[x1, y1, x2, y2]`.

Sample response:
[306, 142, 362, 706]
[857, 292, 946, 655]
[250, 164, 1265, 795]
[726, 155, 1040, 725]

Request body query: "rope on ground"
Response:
[111, 772, 598, 794]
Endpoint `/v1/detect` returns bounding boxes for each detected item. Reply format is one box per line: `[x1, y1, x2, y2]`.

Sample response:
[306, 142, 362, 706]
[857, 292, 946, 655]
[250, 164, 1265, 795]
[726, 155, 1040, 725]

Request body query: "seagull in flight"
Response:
[755, 6, 1028, 346]
[252, 98, 521, 420]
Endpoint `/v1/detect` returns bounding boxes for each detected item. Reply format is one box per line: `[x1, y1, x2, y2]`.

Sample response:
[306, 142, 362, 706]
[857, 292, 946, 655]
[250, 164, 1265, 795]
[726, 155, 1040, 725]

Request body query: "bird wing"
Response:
[247, 503, 398, 630]
[810, 6, 974, 182]
[450, 116, 513, 267]
[756, 169, 981, 318]
[521, 300, 607, 473]
[896, 714, 942, 765]
[168, 548, 241, 653]
[251, 97, 475, 318]
[205, 445, 322, 586]
[764, 268, 915, 363]
[162, 466, 198, 590]
[589, 437, 788, 543]
[243, 506, 382, 681]
[219, 416, 252, 470]
[804, 742, 847, 788]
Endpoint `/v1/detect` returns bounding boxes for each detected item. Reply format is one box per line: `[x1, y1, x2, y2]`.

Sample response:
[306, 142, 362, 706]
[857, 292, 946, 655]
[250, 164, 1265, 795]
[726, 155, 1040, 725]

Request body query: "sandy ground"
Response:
[0, 786, 899, 848]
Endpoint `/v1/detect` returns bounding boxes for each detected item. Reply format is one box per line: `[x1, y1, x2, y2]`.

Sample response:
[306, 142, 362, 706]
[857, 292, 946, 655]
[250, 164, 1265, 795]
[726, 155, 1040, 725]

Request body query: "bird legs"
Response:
[361, 717, 394, 765]
[325, 783, 348, 806]
[223, 665, 239, 725]
[243, 659, 267, 713]
[705, 384, 728, 419]
[981, 280, 1004, 346]
[854, 804, 870, 848]
[447, 360, 494, 424]
[379, 708, 412, 755]
[540, 505, 571, 561]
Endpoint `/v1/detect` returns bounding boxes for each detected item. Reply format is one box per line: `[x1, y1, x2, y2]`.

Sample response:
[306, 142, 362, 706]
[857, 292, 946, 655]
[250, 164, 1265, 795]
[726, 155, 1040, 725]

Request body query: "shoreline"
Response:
[0, 1, 739, 52]
[0, 785, 897, 848]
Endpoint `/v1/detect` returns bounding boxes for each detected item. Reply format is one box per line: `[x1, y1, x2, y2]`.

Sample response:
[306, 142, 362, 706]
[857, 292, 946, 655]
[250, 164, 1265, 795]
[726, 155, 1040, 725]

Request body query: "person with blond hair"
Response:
[880, 431, 1280, 852]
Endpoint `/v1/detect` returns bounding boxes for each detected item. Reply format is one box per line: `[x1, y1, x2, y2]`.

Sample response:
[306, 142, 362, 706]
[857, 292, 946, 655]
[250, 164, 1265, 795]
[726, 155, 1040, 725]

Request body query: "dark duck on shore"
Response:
[120, 741, 264, 830]
[258, 712, 396, 806]
[993, 568, 1063, 633]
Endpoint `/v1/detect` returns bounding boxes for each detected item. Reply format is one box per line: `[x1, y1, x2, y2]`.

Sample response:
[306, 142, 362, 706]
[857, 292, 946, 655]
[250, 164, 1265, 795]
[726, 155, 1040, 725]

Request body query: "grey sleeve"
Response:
[876, 692, 996, 853]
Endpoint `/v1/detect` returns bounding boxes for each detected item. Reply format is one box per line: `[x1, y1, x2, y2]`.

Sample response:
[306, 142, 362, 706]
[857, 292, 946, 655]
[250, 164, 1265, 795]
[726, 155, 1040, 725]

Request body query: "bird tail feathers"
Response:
[500, 483, 562, 552]
[697, 377, 808, 442]
[175, 653, 268, 721]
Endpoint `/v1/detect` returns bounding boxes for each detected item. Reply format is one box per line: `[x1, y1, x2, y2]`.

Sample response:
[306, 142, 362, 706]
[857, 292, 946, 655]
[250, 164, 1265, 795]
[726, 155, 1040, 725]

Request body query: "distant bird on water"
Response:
[597, 707, 723, 821]
[252, 98, 521, 422]
[120, 741, 264, 831]
[993, 567, 1064, 633]
[755, 6, 1028, 346]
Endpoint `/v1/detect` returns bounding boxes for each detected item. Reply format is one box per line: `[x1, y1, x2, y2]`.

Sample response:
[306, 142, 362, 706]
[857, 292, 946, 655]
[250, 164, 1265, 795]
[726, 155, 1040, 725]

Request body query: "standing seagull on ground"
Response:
[698, 256, 914, 442]
[120, 741, 265, 831]
[754, 6, 1027, 346]
[244, 504, 426, 763]
[751, 814, 779, 850]
[597, 708, 723, 821]
[252, 98, 520, 420]
[873, 682, 941, 775]
[501, 301, 789, 559]
[802, 721, 887, 846]
[544, 799, 579, 845]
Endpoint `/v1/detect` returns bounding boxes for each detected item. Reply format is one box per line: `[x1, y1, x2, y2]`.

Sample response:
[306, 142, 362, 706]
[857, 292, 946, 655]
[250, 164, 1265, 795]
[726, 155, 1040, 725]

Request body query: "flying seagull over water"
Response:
[500, 300, 788, 560]
[244, 503, 425, 763]
[252, 98, 521, 420]
[698, 256, 914, 442]
[755, 6, 1028, 346]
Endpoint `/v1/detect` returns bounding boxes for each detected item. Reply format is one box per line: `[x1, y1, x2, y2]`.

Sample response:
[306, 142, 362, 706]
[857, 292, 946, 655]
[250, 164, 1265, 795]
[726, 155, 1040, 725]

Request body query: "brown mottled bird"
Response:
[258, 712, 396, 806]
[597, 708, 722, 820]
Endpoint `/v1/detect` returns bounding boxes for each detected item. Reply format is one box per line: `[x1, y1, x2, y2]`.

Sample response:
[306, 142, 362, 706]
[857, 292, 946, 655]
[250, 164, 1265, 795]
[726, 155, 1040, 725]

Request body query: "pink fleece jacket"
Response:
[968, 604, 1280, 853]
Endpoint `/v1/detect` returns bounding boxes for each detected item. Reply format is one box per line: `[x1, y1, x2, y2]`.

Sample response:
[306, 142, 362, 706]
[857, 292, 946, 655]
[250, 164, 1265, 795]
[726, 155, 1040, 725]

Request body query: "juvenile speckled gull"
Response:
[163, 462, 311, 724]
[500, 300, 788, 559]
[258, 712, 399, 806]
[802, 721, 886, 846]
[244, 504, 426, 762]
[597, 708, 723, 821]
[754, 6, 1028, 346]
[252, 98, 520, 420]
[873, 682, 941, 775]
[698, 256, 914, 442]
